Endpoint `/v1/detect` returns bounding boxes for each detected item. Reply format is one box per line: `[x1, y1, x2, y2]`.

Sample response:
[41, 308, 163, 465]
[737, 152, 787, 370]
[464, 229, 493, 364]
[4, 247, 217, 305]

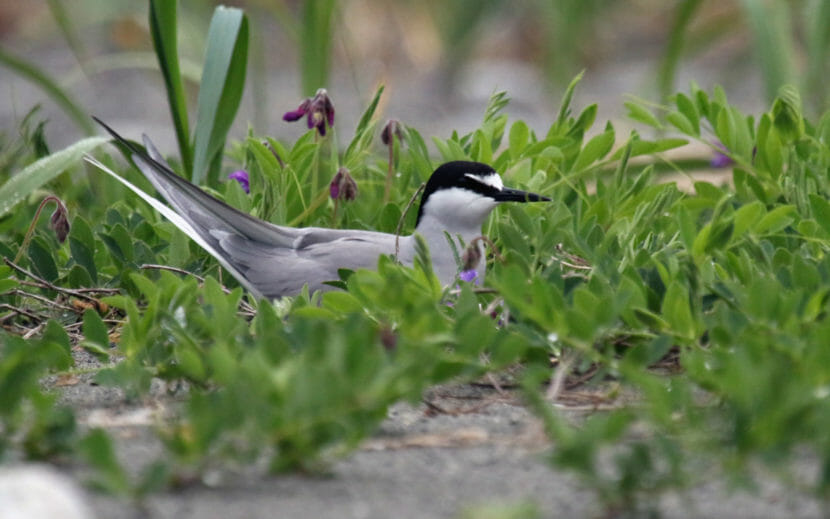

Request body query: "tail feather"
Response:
[91, 117, 314, 299]
[93, 117, 298, 248]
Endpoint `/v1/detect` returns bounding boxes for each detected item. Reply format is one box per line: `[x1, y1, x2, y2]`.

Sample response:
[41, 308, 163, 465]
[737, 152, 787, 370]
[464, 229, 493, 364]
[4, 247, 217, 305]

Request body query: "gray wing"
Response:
[230, 231, 398, 298]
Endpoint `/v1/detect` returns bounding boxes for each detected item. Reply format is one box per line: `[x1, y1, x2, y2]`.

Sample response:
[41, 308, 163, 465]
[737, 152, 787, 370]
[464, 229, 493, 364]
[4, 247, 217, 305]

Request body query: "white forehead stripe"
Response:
[464, 172, 504, 190]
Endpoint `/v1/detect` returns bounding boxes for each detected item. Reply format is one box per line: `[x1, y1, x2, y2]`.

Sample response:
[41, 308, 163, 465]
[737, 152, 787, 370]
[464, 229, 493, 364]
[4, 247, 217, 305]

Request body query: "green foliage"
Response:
[6, 20, 830, 511]
[0, 323, 74, 461]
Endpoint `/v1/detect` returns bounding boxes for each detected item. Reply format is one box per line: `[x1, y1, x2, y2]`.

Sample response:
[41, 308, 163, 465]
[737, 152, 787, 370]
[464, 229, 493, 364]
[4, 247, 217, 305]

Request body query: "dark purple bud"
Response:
[380, 119, 404, 146]
[329, 170, 343, 199]
[323, 94, 335, 127]
[379, 325, 397, 351]
[330, 167, 357, 201]
[461, 242, 482, 272]
[49, 200, 70, 243]
[228, 170, 250, 194]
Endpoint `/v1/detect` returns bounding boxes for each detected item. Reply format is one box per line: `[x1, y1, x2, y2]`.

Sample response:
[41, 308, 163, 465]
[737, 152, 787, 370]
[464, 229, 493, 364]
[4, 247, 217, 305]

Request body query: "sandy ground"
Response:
[28, 350, 817, 519]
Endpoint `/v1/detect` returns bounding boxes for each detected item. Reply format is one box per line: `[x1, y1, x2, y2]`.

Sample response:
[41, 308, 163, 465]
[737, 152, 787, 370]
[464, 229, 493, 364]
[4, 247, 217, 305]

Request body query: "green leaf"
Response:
[624, 101, 662, 128]
[68, 216, 97, 284]
[78, 429, 130, 495]
[0, 137, 107, 217]
[67, 264, 93, 288]
[732, 200, 765, 237]
[28, 237, 58, 282]
[661, 280, 695, 340]
[556, 71, 584, 123]
[666, 111, 695, 135]
[771, 84, 804, 142]
[82, 309, 110, 360]
[674, 92, 700, 135]
[149, 0, 192, 174]
[509, 120, 529, 158]
[715, 104, 737, 152]
[755, 204, 796, 233]
[573, 129, 615, 172]
[809, 194, 830, 236]
[176, 346, 206, 382]
[354, 84, 384, 137]
[192, 6, 249, 185]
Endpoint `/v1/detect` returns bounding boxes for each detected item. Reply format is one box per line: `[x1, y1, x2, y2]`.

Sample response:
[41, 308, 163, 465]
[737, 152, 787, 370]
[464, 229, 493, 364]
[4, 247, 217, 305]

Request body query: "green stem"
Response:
[14, 196, 64, 264]
[384, 141, 394, 205]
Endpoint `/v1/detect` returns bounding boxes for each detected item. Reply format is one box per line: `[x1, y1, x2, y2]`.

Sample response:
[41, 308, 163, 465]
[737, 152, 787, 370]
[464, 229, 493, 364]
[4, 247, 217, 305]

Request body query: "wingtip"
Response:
[91, 116, 133, 148]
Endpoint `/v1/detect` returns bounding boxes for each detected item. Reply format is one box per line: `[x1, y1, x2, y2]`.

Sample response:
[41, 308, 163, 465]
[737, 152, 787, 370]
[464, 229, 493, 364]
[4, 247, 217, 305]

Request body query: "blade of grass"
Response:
[63, 52, 202, 88]
[149, 0, 193, 177]
[656, 0, 703, 102]
[805, 0, 830, 112]
[45, 0, 86, 66]
[740, 0, 796, 103]
[0, 47, 93, 135]
[191, 6, 249, 186]
[0, 136, 107, 218]
[300, 0, 337, 96]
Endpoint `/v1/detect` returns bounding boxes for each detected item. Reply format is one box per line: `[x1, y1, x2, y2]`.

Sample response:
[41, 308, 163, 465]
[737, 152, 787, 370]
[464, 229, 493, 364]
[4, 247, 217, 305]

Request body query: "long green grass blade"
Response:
[0, 47, 93, 135]
[0, 136, 107, 218]
[191, 6, 249, 186]
[805, 0, 830, 112]
[656, 0, 703, 101]
[64, 52, 202, 88]
[45, 0, 86, 65]
[740, 0, 797, 103]
[149, 0, 193, 176]
[300, 0, 337, 96]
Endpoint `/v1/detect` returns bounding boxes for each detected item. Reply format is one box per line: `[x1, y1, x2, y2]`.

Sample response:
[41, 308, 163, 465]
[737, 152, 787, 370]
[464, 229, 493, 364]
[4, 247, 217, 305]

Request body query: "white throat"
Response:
[409, 187, 498, 285]
[416, 187, 498, 234]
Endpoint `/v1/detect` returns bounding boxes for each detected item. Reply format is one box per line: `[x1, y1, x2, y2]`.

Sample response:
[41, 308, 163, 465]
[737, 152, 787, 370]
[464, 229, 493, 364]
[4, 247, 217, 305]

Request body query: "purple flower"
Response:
[330, 167, 357, 201]
[459, 269, 479, 283]
[710, 150, 733, 168]
[710, 141, 734, 168]
[283, 89, 335, 136]
[228, 170, 250, 194]
[282, 98, 310, 122]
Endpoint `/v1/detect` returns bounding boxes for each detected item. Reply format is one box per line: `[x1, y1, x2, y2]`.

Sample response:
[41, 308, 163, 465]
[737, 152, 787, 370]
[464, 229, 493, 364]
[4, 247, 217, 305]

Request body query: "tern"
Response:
[91, 119, 550, 300]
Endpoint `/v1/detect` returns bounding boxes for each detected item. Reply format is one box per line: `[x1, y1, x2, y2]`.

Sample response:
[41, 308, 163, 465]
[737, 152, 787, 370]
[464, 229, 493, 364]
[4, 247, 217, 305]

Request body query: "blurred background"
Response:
[0, 0, 826, 155]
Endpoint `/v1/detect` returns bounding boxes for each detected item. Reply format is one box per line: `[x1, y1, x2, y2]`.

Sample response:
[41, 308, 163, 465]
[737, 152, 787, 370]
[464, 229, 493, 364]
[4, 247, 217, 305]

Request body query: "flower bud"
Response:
[380, 119, 404, 146]
[49, 200, 70, 243]
[330, 167, 358, 201]
[228, 170, 250, 194]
